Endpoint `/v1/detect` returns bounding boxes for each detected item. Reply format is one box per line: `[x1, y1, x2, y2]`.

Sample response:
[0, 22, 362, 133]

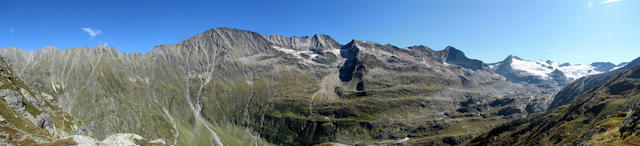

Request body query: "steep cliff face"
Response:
[470, 64, 640, 146]
[443, 46, 488, 71]
[1, 27, 556, 145]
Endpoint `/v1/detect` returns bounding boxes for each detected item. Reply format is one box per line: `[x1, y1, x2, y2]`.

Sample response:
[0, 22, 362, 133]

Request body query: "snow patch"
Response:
[68, 133, 167, 146]
[272, 45, 323, 64]
[557, 64, 600, 80]
[510, 59, 554, 79]
[101, 133, 144, 146]
[327, 49, 341, 56]
[488, 63, 500, 69]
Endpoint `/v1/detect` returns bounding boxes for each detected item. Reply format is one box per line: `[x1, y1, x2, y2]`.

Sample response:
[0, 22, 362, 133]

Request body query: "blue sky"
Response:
[1, 0, 638, 65]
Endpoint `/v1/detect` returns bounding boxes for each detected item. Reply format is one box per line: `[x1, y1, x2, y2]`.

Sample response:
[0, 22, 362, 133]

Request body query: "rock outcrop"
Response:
[620, 104, 640, 138]
[443, 46, 488, 70]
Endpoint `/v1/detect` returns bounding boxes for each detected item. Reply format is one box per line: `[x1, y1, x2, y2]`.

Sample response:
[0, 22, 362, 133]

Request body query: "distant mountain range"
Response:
[0, 27, 637, 145]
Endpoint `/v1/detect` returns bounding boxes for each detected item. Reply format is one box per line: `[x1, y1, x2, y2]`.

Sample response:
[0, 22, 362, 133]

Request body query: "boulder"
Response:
[0, 89, 22, 109]
[620, 105, 640, 138]
[35, 114, 54, 129]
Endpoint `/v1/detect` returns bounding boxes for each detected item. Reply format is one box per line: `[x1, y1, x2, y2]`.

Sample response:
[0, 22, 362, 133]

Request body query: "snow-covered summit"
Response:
[492, 55, 613, 81]
[491, 55, 620, 89]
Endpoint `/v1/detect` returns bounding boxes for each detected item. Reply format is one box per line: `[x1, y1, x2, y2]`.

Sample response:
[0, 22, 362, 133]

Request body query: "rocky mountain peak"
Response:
[264, 33, 341, 53]
[148, 27, 275, 60]
[591, 62, 616, 72]
[91, 46, 121, 56]
[311, 34, 341, 50]
[505, 55, 523, 61]
[41, 46, 60, 52]
[442, 46, 488, 70]
[338, 39, 363, 83]
[184, 27, 271, 50]
[346, 39, 379, 49]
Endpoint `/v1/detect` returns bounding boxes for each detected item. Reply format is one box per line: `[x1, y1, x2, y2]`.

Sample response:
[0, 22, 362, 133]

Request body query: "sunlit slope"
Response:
[2, 27, 557, 145]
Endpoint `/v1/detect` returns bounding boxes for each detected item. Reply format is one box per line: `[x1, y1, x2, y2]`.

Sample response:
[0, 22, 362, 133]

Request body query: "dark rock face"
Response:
[1, 89, 23, 109]
[338, 40, 363, 82]
[337, 40, 370, 92]
[443, 46, 488, 71]
[35, 114, 54, 129]
[549, 69, 570, 86]
[489, 98, 515, 107]
[497, 106, 522, 116]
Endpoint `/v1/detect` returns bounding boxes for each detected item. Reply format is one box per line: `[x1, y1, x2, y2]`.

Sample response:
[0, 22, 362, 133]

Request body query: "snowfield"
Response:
[503, 57, 605, 81]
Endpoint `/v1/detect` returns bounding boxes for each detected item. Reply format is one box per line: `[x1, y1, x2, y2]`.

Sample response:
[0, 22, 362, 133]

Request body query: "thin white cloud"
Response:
[601, 0, 620, 4]
[99, 43, 109, 47]
[9, 29, 15, 34]
[81, 27, 102, 38]
[588, 1, 594, 7]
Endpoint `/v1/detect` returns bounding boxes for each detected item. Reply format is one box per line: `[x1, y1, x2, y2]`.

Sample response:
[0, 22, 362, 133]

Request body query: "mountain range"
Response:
[0, 27, 637, 145]
[490, 55, 626, 87]
[470, 59, 640, 145]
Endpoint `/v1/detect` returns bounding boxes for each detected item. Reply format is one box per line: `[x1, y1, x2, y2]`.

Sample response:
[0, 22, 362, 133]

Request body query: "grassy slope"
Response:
[0, 57, 77, 145]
